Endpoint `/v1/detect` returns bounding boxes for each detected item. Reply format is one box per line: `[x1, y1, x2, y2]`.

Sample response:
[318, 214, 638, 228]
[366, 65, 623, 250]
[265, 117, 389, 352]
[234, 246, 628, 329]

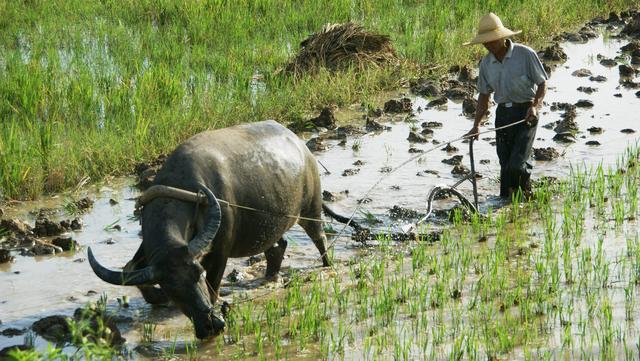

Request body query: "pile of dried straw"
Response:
[282, 22, 397, 77]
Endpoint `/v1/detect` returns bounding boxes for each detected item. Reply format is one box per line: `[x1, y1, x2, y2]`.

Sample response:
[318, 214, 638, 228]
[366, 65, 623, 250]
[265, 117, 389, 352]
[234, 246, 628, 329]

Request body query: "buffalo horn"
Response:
[188, 184, 222, 257]
[88, 247, 158, 286]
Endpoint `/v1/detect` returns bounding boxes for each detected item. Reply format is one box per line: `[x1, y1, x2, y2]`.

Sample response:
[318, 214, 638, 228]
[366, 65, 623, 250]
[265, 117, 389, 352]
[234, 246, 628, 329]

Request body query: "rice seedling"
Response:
[141, 322, 157, 344]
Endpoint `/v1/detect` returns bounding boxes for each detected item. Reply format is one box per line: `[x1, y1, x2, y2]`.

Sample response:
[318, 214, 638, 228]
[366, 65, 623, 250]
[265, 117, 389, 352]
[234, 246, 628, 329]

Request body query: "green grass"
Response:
[0, 0, 635, 199]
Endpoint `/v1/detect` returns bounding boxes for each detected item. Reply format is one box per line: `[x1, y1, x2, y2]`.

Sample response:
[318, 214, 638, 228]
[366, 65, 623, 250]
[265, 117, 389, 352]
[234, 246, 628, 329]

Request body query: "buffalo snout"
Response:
[194, 309, 225, 339]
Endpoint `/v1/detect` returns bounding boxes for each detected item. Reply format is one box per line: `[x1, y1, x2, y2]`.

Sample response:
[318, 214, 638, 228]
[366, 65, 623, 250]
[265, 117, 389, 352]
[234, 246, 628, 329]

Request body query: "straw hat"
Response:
[464, 13, 521, 46]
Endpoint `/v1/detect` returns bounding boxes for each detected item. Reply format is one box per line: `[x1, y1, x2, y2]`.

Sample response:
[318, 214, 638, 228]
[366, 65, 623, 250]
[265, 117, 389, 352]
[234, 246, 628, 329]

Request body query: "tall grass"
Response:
[0, 0, 634, 199]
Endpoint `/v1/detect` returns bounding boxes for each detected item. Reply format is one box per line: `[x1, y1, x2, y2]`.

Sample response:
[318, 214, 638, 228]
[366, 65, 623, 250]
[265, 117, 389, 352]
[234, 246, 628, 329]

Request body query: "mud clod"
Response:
[587, 126, 604, 134]
[599, 57, 617, 67]
[619, 64, 638, 77]
[621, 41, 640, 53]
[577, 86, 597, 94]
[322, 191, 338, 202]
[51, 237, 78, 251]
[534, 147, 561, 161]
[417, 169, 439, 177]
[585, 140, 601, 146]
[457, 65, 477, 83]
[427, 96, 448, 108]
[442, 155, 463, 166]
[572, 68, 592, 77]
[226, 269, 245, 283]
[310, 107, 337, 130]
[589, 75, 607, 82]
[365, 117, 387, 132]
[388, 205, 419, 220]
[621, 79, 640, 88]
[384, 98, 412, 113]
[621, 128, 636, 133]
[73, 198, 94, 212]
[0, 219, 32, 236]
[248, 254, 265, 265]
[540, 43, 568, 62]
[553, 133, 577, 143]
[442, 143, 458, 153]
[444, 87, 470, 100]
[410, 78, 442, 97]
[575, 99, 594, 108]
[33, 218, 63, 237]
[1, 328, 25, 337]
[134, 154, 167, 190]
[420, 128, 434, 136]
[32, 315, 71, 342]
[621, 14, 640, 37]
[342, 168, 360, 176]
[407, 131, 428, 143]
[462, 97, 477, 115]
[0, 249, 14, 264]
[29, 241, 63, 256]
[451, 164, 470, 176]
[306, 137, 327, 152]
[422, 121, 442, 128]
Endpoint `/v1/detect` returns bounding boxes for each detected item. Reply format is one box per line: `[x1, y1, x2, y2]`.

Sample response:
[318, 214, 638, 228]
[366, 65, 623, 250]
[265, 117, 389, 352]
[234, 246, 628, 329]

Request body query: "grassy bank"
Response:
[0, 0, 635, 199]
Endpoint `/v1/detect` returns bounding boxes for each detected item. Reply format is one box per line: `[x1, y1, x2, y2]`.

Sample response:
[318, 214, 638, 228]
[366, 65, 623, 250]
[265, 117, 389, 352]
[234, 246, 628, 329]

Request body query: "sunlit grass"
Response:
[0, 0, 635, 199]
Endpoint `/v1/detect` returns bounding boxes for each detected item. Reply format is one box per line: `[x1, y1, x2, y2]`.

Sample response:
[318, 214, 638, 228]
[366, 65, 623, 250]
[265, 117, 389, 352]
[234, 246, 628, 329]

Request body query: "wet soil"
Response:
[2, 17, 640, 360]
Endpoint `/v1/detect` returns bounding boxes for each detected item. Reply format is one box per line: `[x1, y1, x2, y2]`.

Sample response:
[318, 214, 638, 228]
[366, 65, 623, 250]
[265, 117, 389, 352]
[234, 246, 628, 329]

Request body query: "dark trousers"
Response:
[495, 103, 537, 198]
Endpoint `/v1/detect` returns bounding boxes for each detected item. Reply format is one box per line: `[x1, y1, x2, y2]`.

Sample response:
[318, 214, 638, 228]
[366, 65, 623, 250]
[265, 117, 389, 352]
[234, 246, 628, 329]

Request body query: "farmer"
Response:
[464, 13, 547, 199]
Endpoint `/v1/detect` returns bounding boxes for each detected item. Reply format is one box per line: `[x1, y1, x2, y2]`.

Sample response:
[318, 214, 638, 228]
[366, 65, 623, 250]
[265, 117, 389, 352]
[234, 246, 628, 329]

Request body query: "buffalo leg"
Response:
[264, 238, 288, 279]
[298, 219, 331, 267]
[201, 250, 228, 304]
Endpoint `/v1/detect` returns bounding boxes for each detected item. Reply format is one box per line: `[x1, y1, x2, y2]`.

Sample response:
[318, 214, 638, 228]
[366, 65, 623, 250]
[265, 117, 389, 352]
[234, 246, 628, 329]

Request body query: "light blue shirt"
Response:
[477, 39, 548, 104]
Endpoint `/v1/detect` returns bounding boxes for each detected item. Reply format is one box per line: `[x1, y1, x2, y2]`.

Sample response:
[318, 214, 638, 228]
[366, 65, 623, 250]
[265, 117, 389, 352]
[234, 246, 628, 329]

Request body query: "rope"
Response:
[224, 119, 529, 306]
[319, 118, 529, 252]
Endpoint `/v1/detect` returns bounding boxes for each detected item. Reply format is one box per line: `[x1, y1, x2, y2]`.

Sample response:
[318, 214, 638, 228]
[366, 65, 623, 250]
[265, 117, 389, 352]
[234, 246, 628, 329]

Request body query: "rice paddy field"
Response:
[3, 1, 640, 360]
[0, 0, 635, 199]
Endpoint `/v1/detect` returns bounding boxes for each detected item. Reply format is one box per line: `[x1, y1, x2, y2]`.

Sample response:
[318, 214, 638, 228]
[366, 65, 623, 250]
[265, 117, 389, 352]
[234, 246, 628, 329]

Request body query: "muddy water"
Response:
[1, 30, 640, 357]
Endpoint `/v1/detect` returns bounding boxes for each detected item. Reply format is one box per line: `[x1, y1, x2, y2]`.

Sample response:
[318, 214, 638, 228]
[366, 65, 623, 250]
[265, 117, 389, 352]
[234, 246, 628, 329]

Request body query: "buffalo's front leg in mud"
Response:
[264, 237, 288, 279]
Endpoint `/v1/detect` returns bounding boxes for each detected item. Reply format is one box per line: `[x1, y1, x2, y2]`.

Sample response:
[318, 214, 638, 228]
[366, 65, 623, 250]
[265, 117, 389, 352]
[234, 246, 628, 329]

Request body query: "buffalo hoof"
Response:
[265, 238, 288, 279]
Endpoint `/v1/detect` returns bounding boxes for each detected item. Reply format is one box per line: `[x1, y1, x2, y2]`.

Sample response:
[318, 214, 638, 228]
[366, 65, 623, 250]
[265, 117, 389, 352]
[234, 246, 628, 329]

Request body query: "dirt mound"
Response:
[622, 13, 640, 38]
[282, 22, 397, 77]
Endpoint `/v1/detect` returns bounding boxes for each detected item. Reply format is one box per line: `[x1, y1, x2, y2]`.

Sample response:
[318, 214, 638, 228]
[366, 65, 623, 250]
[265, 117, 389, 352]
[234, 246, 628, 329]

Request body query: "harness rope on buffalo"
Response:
[135, 118, 528, 243]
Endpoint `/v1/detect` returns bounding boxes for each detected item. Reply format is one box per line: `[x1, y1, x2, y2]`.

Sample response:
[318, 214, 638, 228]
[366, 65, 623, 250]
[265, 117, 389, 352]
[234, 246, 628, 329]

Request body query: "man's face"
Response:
[483, 39, 506, 56]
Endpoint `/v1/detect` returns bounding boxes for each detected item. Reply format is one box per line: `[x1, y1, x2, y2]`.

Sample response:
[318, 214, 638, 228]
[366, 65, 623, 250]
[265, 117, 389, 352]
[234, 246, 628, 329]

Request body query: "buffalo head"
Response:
[88, 184, 226, 339]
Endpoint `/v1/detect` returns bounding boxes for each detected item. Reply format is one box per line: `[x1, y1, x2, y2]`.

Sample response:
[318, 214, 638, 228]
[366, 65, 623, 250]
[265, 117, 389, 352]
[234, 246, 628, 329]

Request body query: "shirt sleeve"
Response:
[477, 60, 492, 94]
[526, 48, 548, 85]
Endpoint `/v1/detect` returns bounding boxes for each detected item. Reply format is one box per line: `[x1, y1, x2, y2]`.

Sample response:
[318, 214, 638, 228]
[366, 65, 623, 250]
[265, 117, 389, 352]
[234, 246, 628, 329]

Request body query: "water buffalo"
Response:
[88, 120, 357, 339]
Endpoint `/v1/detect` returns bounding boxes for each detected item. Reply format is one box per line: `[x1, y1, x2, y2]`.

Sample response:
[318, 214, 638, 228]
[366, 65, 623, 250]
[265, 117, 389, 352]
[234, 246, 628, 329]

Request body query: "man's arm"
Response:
[466, 92, 490, 139]
[526, 81, 547, 122]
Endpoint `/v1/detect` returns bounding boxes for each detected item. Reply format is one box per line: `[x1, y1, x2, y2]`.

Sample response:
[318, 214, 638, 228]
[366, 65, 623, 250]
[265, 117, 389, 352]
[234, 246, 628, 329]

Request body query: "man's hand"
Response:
[465, 125, 480, 140]
[525, 106, 538, 126]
